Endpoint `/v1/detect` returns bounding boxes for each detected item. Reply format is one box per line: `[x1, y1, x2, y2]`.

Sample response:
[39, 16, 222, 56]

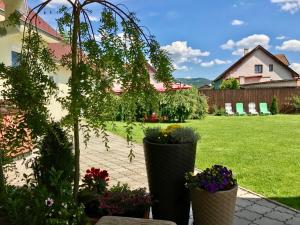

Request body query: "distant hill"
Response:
[175, 78, 211, 88]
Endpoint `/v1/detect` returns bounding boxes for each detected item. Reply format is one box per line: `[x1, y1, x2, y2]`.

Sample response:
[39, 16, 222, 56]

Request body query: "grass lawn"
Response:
[108, 115, 300, 210]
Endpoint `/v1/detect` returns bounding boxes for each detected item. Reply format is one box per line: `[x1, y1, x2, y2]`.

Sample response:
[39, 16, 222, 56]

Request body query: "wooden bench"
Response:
[96, 216, 176, 225]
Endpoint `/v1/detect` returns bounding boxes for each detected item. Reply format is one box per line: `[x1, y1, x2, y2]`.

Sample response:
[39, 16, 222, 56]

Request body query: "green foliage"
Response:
[0, 29, 57, 137]
[159, 88, 208, 122]
[144, 125, 199, 144]
[33, 122, 74, 193]
[220, 78, 240, 90]
[292, 96, 300, 112]
[5, 173, 88, 225]
[270, 97, 279, 115]
[0, 0, 174, 198]
[213, 106, 226, 116]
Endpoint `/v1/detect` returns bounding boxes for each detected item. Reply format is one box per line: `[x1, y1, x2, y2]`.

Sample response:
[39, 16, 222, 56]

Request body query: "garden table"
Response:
[96, 216, 177, 225]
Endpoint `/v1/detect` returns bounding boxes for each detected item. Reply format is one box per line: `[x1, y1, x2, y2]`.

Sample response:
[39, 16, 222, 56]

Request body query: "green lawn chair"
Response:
[236, 103, 247, 116]
[259, 102, 271, 115]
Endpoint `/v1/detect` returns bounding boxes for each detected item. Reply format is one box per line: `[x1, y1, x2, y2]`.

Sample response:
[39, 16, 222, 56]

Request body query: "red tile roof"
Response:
[48, 43, 71, 60]
[0, 1, 61, 40]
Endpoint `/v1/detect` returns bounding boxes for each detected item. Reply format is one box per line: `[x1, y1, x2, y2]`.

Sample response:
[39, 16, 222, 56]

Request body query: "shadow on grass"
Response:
[269, 196, 300, 212]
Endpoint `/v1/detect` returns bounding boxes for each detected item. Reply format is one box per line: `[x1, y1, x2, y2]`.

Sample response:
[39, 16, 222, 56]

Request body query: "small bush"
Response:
[159, 88, 208, 122]
[220, 78, 240, 90]
[213, 106, 226, 116]
[270, 97, 279, 115]
[33, 122, 74, 192]
[292, 96, 300, 112]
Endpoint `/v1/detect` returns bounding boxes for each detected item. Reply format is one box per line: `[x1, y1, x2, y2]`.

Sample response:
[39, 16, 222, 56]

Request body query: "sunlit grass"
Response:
[108, 115, 300, 210]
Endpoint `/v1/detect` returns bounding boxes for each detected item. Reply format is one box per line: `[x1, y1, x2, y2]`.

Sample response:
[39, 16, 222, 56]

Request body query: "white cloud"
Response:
[174, 64, 189, 71]
[215, 59, 232, 65]
[221, 34, 271, 55]
[201, 61, 215, 67]
[231, 19, 245, 26]
[276, 35, 287, 40]
[276, 39, 300, 51]
[89, 15, 99, 22]
[221, 40, 235, 50]
[271, 0, 300, 13]
[291, 63, 300, 73]
[201, 59, 231, 67]
[162, 41, 209, 70]
[42, 0, 74, 8]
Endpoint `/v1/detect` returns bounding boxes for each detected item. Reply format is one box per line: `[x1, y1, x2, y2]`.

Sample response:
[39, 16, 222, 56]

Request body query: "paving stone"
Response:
[254, 217, 285, 225]
[234, 217, 251, 225]
[237, 188, 249, 196]
[247, 204, 273, 214]
[254, 199, 278, 209]
[236, 209, 262, 221]
[275, 206, 298, 214]
[236, 198, 254, 208]
[286, 217, 300, 225]
[264, 210, 293, 222]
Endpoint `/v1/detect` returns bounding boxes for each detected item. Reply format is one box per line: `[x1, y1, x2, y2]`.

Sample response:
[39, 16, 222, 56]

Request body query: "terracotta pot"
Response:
[191, 186, 238, 225]
[143, 139, 197, 225]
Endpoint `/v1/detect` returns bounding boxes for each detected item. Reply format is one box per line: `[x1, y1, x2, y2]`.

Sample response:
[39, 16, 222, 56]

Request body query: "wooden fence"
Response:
[199, 87, 300, 113]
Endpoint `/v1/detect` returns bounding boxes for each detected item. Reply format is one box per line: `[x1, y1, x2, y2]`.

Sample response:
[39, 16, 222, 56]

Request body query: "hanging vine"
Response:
[0, 0, 174, 198]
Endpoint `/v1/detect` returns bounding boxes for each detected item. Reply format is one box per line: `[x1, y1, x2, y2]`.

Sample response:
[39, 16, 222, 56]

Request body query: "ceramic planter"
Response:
[143, 139, 197, 225]
[191, 186, 238, 225]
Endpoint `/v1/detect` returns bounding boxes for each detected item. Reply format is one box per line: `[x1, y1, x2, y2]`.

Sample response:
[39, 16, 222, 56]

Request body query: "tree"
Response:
[0, 0, 173, 198]
[220, 78, 240, 90]
[270, 96, 279, 115]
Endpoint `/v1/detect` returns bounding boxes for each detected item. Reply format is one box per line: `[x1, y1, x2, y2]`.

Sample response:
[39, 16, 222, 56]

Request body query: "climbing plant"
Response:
[0, 0, 173, 198]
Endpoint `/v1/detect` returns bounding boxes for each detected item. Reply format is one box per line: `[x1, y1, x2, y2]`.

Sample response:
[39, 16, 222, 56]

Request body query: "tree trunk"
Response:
[71, 5, 81, 199]
[0, 152, 6, 202]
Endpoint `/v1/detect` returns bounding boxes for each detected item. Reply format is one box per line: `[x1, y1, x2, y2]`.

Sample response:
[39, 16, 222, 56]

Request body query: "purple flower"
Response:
[186, 165, 237, 193]
[45, 198, 54, 207]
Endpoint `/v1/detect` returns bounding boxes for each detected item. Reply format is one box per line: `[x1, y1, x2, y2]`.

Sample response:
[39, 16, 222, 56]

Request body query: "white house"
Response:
[214, 45, 300, 89]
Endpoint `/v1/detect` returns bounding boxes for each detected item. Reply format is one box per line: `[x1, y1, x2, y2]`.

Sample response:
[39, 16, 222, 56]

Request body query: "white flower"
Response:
[45, 198, 54, 207]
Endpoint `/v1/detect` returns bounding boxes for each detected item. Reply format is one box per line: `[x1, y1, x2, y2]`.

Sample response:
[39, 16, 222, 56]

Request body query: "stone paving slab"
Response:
[5, 132, 300, 225]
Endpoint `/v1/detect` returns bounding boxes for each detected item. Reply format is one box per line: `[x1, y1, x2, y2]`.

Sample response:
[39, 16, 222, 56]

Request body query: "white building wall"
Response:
[226, 49, 294, 84]
[0, 32, 70, 121]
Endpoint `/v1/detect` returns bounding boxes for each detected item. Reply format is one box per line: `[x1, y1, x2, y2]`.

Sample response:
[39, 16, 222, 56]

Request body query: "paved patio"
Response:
[6, 132, 300, 225]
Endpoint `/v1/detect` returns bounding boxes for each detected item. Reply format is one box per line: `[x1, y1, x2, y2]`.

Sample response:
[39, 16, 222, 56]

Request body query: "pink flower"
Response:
[45, 198, 54, 207]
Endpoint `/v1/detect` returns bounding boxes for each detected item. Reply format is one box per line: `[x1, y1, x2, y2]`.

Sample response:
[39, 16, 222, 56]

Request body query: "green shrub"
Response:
[33, 122, 74, 192]
[5, 179, 87, 225]
[213, 106, 226, 116]
[159, 88, 208, 122]
[270, 97, 279, 115]
[292, 96, 300, 112]
[220, 78, 240, 90]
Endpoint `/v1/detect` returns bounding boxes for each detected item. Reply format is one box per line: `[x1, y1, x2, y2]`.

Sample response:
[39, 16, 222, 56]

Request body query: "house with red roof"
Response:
[0, 1, 191, 118]
[213, 45, 300, 89]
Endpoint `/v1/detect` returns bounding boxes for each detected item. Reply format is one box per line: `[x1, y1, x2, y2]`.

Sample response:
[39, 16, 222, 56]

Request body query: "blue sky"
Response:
[29, 0, 300, 80]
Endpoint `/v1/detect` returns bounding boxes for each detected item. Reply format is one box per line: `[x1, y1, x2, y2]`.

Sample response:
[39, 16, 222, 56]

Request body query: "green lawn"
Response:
[108, 115, 300, 210]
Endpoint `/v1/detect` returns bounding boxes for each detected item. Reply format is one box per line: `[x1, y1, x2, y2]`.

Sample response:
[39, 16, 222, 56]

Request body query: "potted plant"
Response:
[78, 168, 151, 224]
[143, 125, 199, 225]
[77, 167, 109, 224]
[99, 183, 152, 219]
[186, 165, 238, 225]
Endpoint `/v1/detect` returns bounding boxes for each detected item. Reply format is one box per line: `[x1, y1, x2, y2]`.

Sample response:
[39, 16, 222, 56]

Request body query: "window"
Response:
[255, 65, 263, 74]
[269, 64, 274, 72]
[11, 51, 21, 67]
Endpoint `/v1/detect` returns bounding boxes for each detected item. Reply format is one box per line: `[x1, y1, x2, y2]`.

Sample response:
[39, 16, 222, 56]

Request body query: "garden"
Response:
[0, 0, 299, 224]
[109, 115, 300, 211]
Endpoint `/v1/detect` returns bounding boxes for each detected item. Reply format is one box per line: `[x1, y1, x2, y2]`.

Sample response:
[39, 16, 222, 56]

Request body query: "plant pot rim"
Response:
[191, 185, 238, 194]
[143, 138, 196, 146]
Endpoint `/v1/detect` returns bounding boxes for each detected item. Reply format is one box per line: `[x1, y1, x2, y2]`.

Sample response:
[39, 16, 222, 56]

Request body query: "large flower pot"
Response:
[191, 186, 238, 225]
[143, 139, 197, 225]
